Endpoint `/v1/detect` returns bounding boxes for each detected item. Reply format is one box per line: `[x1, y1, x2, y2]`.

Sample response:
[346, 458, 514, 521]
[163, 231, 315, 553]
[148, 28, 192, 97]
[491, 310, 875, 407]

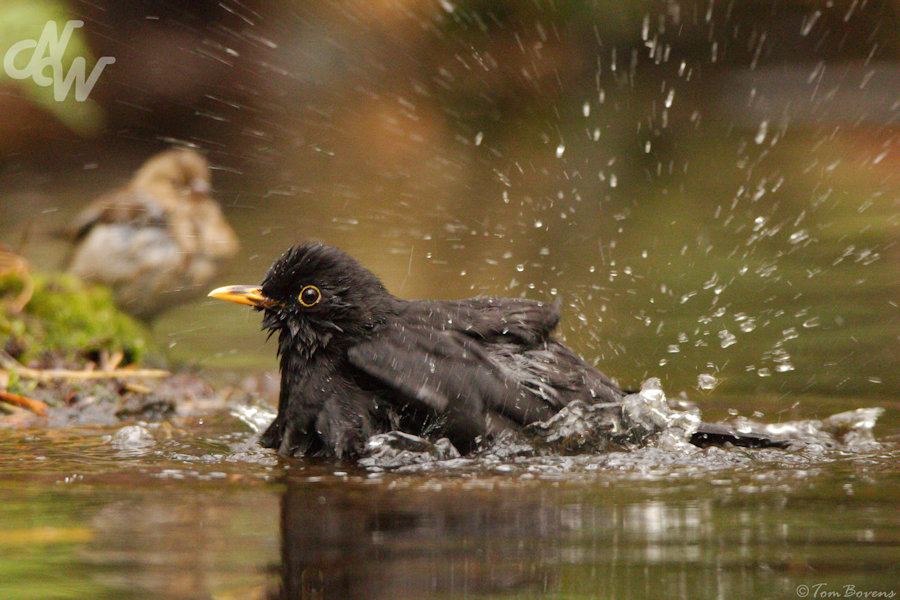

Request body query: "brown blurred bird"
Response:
[68, 148, 239, 320]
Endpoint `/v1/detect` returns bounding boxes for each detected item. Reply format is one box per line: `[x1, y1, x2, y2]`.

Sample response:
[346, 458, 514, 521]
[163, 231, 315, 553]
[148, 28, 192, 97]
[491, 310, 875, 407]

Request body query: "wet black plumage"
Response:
[210, 243, 785, 458]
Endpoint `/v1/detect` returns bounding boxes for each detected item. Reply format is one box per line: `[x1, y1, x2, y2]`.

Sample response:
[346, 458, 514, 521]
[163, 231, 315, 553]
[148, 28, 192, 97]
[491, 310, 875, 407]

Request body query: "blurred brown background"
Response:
[1, 0, 898, 409]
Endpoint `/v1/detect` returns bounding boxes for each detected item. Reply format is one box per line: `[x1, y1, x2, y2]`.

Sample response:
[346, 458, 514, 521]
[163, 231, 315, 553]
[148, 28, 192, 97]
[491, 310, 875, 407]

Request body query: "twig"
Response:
[123, 382, 152, 394]
[0, 389, 48, 416]
[105, 351, 124, 371]
[11, 365, 171, 381]
[0, 352, 170, 381]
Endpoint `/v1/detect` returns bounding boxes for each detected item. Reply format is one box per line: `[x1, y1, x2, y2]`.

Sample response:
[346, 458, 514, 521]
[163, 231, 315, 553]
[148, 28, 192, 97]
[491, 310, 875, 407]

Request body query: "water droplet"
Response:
[800, 10, 820, 36]
[754, 119, 769, 145]
[718, 330, 736, 348]
[664, 89, 675, 108]
[474, 131, 483, 146]
[582, 101, 590, 117]
[556, 144, 565, 158]
[639, 377, 665, 403]
[788, 229, 809, 244]
[697, 373, 718, 391]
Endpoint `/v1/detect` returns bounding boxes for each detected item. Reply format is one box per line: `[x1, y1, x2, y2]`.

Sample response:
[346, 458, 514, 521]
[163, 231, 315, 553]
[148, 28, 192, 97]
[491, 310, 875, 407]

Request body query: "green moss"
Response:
[1, 271, 151, 364]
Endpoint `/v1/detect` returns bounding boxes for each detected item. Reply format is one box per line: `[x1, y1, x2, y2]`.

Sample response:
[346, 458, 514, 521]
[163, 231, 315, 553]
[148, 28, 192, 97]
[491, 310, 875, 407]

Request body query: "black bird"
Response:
[209, 243, 784, 458]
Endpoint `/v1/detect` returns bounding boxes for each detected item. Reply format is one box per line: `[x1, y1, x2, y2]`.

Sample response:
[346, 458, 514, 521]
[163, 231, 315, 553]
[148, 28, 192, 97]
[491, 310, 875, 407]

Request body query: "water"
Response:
[1, 388, 897, 600]
[2, 412, 898, 600]
[2, 123, 898, 600]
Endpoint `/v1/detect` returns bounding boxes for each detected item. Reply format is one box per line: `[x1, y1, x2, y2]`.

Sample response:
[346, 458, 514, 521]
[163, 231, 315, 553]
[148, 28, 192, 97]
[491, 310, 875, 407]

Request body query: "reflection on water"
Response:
[1, 416, 898, 600]
[270, 466, 900, 600]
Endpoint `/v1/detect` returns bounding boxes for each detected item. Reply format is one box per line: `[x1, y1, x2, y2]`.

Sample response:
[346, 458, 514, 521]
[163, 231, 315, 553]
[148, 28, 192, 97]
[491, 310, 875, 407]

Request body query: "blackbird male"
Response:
[210, 243, 783, 458]
[68, 148, 239, 320]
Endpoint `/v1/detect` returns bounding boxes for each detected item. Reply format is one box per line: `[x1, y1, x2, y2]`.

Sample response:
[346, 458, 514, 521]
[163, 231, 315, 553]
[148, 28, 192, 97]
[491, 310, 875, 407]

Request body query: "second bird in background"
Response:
[68, 148, 239, 320]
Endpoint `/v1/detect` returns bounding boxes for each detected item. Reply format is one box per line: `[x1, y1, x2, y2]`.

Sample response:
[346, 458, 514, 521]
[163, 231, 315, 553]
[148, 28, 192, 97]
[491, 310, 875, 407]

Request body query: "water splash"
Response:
[697, 373, 718, 391]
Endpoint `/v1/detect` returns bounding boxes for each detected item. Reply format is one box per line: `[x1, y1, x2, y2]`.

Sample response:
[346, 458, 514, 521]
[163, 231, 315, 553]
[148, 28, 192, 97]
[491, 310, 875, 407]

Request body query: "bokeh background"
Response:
[1, 0, 898, 416]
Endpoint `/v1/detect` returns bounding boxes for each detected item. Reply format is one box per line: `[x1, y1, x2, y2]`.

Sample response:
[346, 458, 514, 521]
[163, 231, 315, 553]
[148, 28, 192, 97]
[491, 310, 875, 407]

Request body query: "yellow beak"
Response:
[208, 285, 276, 308]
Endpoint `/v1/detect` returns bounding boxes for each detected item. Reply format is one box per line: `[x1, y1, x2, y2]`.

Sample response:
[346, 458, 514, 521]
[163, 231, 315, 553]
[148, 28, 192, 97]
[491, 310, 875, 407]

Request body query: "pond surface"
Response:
[1, 397, 899, 600]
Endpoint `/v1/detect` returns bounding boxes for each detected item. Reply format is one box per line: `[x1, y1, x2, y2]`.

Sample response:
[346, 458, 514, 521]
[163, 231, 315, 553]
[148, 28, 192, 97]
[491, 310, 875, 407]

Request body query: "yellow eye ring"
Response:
[298, 285, 321, 307]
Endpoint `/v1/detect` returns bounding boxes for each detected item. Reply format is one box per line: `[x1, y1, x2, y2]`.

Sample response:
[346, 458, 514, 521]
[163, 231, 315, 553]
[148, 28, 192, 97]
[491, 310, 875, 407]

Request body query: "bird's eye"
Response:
[298, 285, 321, 307]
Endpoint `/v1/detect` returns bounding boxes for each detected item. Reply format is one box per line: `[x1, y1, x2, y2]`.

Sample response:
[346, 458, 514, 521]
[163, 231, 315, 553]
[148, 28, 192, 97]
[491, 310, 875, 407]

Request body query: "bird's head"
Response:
[134, 148, 211, 197]
[209, 243, 394, 356]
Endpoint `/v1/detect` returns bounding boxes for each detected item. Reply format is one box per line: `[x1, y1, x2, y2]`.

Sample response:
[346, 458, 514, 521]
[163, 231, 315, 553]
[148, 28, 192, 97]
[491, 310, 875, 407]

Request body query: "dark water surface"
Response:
[1, 402, 898, 600]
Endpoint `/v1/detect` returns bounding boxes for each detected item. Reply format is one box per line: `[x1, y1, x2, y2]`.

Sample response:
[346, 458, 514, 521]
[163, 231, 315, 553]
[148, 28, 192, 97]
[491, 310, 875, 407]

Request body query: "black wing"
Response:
[347, 323, 557, 450]
[401, 297, 560, 346]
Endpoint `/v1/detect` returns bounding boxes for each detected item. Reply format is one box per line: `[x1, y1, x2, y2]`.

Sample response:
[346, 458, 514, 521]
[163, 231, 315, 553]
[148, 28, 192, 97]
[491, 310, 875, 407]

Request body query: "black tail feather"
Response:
[690, 422, 790, 449]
